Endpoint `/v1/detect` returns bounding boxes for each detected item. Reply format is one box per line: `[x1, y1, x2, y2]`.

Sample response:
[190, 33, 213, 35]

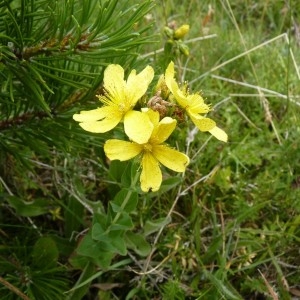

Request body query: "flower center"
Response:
[118, 103, 126, 112]
[143, 143, 153, 152]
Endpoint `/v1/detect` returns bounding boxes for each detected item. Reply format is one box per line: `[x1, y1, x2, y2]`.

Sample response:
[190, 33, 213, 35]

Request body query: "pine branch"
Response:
[0, 276, 30, 300]
[0, 111, 50, 131]
[0, 0, 155, 179]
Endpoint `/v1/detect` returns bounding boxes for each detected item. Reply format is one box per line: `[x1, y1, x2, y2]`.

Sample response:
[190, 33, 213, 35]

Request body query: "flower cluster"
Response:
[73, 62, 227, 192]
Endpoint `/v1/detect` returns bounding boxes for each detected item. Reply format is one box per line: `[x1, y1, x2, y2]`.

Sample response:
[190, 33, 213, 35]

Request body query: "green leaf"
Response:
[93, 212, 108, 230]
[121, 160, 134, 188]
[109, 160, 128, 184]
[109, 212, 134, 231]
[26, 63, 54, 94]
[76, 232, 115, 266]
[160, 177, 183, 191]
[111, 188, 138, 213]
[125, 288, 140, 300]
[6, 195, 49, 217]
[90, 225, 128, 255]
[144, 177, 182, 197]
[201, 235, 223, 264]
[66, 262, 95, 300]
[204, 270, 242, 300]
[64, 196, 85, 238]
[92, 222, 106, 241]
[31, 237, 59, 269]
[143, 216, 172, 237]
[49, 235, 76, 258]
[4, 8, 23, 48]
[76, 232, 103, 259]
[108, 231, 127, 256]
[67, 258, 132, 293]
[69, 254, 93, 270]
[73, 249, 114, 270]
[125, 231, 151, 256]
[9, 64, 51, 113]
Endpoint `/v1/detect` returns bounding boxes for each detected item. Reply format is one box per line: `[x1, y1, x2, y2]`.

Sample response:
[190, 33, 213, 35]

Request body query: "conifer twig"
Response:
[0, 277, 30, 300]
[0, 111, 49, 131]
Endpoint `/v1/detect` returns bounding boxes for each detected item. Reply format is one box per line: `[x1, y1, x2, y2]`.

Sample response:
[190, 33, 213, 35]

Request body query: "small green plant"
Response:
[0, 236, 69, 300]
[68, 60, 227, 295]
[162, 279, 186, 300]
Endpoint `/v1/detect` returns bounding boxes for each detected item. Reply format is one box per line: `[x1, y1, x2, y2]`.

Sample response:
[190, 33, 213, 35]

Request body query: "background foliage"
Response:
[1, 0, 300, 299]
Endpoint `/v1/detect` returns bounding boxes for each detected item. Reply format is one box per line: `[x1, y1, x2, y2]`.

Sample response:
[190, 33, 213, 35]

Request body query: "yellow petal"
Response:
[73, 107, 109, 122]
[78, 106, 123, 133]
[140, 152, 162, 192]
[209, 126, 228, 142]
[150, 117, 177, 144]
[173, 87, 190, 108]
[104, 140, 142, 161]
[126, 65, 154, 105]
[142, 108, 160, 126]
[165, 62, 189, 108]
[79, 118, 120, 133]
[124, 111, 153, 144]
[103, 64, 126, 102]
[189, 114, 216, 132]
[152, 145, 189, 172]
[187, 94, 210, 114]
[165, 61, 176, 94]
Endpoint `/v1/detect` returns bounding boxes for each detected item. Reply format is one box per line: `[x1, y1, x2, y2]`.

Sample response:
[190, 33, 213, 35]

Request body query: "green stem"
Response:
[111, 163, 140, 227]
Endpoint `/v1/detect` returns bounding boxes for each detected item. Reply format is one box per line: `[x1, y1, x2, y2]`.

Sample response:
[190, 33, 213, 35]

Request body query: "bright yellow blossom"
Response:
[165, 61, 228, 142]
[104, 109, 190, 192]
[73, 64, 154, 133]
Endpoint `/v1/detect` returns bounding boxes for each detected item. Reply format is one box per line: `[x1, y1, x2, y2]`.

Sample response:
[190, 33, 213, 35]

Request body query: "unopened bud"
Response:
[155, 75, 170, 99]
[164, 26, 174, 38]
[178, 42, 189, 56]
[174, 24, 190, 39]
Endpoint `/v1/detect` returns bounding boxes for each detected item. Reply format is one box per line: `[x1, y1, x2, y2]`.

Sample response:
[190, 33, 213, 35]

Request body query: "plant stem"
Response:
[111, 164, 140, 227]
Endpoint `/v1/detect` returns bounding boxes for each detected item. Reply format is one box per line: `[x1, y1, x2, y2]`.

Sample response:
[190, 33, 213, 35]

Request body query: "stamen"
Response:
[143, 144, 153, 152]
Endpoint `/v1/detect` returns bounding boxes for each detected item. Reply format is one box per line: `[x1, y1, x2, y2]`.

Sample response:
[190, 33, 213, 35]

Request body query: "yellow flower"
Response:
[104, 109, 190, 192]
[165, 61, 228, 142]
[73, 64, 154, 133]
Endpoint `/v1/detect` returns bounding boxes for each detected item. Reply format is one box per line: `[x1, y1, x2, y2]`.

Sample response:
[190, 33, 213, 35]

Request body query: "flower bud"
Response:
[178, 42, 189, 56]
[164, 26, 174, 38]
[174, 24, 190, 39]
[155, 75, 170, 99]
